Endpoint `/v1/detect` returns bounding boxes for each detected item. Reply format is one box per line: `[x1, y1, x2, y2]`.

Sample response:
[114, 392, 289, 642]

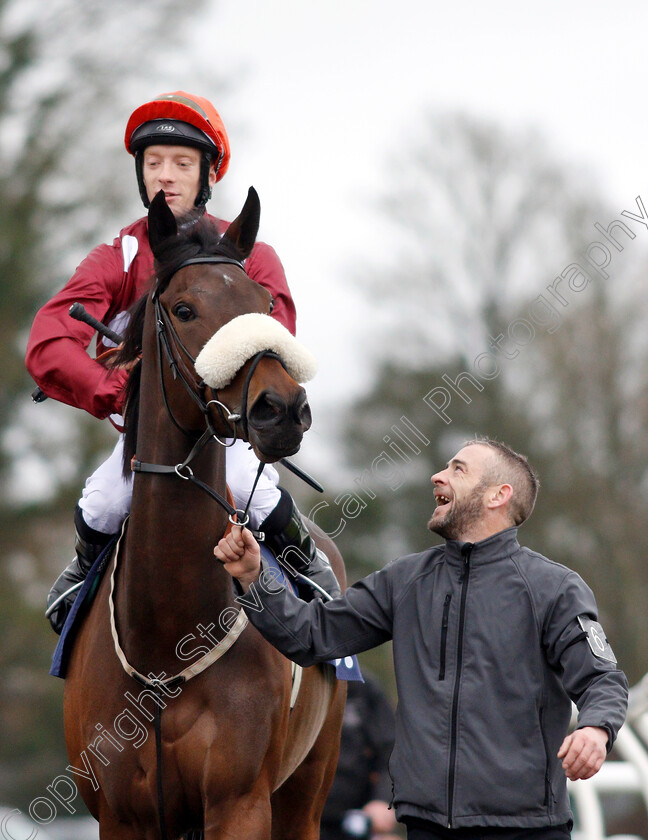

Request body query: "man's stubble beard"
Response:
[428, 481, 489, 541]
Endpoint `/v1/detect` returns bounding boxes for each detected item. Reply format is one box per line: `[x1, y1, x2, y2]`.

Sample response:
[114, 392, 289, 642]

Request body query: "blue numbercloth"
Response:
[50, 537, 118, 679]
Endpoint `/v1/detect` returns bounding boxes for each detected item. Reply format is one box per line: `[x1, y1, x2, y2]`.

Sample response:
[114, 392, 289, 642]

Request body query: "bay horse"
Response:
[63, 188, 346, 839]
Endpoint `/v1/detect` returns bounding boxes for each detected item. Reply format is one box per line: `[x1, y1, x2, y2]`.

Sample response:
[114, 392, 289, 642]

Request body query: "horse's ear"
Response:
[148, 190, 178, 257]
[221, 187, 260, 260]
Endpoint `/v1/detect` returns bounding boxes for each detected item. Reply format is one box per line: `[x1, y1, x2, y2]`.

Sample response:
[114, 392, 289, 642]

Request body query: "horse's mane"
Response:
[110, 212, 247, 477]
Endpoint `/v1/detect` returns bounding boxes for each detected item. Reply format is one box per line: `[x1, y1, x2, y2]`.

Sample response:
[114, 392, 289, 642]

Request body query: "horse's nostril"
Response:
[298, 400, 312, 429]
[250, 393, 284, 425]
[249, 390, 312, 430]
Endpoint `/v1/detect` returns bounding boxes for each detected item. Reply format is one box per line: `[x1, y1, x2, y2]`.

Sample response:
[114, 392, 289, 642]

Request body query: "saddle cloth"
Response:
[50, 540, 362, 683]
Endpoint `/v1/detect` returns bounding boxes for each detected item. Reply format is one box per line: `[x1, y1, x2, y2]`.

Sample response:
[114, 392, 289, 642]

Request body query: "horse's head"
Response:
[145, 187, 315, 462]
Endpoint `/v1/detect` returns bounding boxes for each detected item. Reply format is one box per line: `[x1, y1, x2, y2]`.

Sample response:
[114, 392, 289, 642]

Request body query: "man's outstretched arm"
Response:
[214, 525, 394, 665]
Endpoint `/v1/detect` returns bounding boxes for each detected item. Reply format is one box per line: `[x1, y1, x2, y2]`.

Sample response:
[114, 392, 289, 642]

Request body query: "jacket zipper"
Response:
[538, 705, 554, 808]
[447, 544, 472, 829]
[438, 593, 452, 680]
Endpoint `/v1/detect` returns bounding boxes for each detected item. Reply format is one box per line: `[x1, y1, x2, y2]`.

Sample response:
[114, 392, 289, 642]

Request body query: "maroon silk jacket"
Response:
[26, 214, 296, 419]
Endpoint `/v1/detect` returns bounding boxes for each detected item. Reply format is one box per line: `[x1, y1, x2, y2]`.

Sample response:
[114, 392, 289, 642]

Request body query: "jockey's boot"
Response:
[261, 488, 341, 600]
[45, 505, 114, 635]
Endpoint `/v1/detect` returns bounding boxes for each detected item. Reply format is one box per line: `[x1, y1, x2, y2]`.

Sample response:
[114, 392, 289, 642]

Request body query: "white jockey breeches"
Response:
[78, 436, 280, 534]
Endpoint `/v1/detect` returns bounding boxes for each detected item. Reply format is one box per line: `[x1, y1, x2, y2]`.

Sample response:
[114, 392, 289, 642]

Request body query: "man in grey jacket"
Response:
[214, 438, 628, 838]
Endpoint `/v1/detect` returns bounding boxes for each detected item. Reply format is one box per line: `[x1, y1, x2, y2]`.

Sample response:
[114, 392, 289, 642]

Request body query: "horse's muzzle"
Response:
[247, 387, 312, 462]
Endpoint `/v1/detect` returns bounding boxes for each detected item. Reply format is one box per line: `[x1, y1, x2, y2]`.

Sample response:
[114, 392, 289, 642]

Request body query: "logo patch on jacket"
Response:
[578, 616, 617, 663]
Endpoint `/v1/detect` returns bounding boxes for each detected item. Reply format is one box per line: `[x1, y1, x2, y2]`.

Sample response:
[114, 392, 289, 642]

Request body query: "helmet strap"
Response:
[135, 152, 151, 208]
[194, 151, 216, 208]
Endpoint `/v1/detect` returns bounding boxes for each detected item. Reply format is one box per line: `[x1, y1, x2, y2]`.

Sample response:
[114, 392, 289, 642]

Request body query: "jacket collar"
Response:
[444, 526, 520, 567]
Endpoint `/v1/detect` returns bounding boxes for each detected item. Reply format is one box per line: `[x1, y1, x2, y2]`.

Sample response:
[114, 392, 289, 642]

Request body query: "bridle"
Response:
[153, 255, 245, 438]
[133, 255, 284, 530]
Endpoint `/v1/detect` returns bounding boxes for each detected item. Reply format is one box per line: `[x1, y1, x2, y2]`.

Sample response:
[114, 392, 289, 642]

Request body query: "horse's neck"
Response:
[118, 388, 234, 672]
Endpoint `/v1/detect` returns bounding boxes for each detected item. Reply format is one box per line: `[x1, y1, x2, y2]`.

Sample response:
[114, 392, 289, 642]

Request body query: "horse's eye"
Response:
[269, 298, 275, 314]
[173, 304, 195, 322]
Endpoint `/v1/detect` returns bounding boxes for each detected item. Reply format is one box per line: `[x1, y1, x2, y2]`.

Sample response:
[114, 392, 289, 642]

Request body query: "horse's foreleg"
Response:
[205, 789, 272, 840]
[96, 807, 158, 840]
[271, 682, 346, 840]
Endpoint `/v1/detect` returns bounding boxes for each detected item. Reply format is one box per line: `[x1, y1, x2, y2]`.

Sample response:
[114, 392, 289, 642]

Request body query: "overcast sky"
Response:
[196, 0, 648, 468]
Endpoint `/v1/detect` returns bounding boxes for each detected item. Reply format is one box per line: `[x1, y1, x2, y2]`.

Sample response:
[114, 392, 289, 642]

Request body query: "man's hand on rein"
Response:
[214, 525, 262, 592]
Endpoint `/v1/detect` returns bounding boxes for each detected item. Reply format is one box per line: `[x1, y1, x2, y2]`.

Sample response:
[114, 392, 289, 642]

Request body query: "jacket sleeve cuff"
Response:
[576, 722, 615, 752]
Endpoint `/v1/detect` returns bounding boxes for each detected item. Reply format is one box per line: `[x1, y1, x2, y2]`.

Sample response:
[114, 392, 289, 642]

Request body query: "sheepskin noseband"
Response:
[194, 313, 317, 389]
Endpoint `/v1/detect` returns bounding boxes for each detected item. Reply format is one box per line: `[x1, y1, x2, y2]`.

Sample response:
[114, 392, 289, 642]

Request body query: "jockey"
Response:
[26, 90, 341, 634]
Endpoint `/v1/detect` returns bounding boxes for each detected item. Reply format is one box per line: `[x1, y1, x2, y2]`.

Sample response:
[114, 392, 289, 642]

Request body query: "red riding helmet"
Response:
[125, 91, 231, 208]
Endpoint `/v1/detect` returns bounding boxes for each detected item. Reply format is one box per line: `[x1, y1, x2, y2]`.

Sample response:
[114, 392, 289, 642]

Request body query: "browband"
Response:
[152, 255, 247, 302]
[176, 256, 245, 272]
